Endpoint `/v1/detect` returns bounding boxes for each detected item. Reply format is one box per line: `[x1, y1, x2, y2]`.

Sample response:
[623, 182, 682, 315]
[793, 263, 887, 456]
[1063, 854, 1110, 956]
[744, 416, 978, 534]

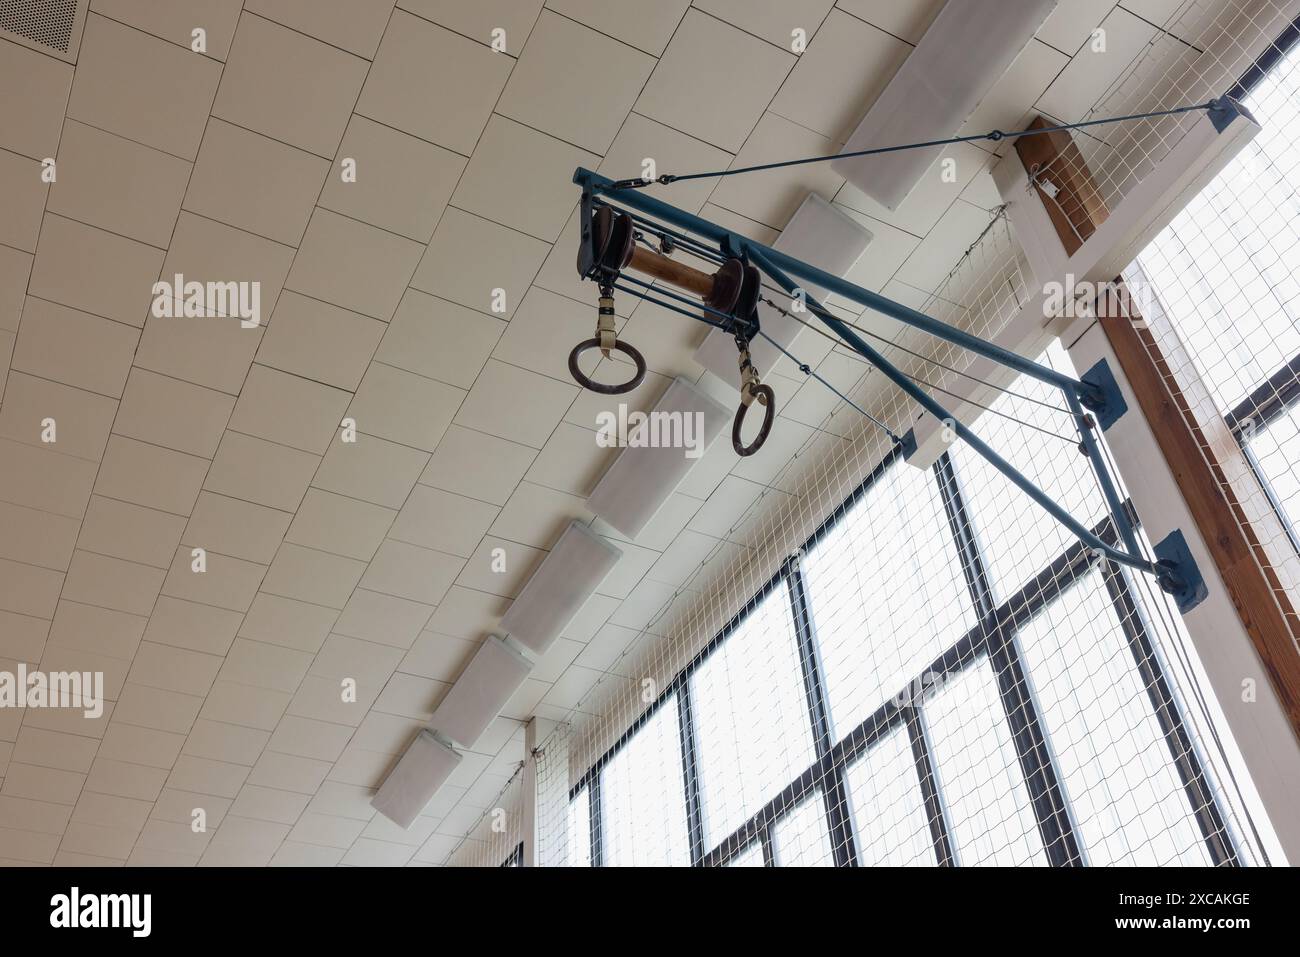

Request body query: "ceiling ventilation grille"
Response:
[1, 0, 85, 58]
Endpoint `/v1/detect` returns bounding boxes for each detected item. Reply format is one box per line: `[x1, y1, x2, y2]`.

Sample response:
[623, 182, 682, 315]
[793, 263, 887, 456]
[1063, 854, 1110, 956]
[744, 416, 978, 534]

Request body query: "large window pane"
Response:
[771, 793, 835, 866]
[601, 697, 690, 866]
[1016, 570, 1213, 865]
[691, 583, 817, 845]
[725, 842, 766, 867]
[924, 660, 1046, 865]
[948, 342, 1110, 601]
[1245, 403, 1300, 542]
[568, 788, 591, 867]
[845, 722, 937, 866]
[803, 459, 976, 736]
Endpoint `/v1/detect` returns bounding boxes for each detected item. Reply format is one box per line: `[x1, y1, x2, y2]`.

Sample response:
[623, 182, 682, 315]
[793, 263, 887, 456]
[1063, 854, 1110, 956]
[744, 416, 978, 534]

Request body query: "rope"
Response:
[608, 102, 1218, 189]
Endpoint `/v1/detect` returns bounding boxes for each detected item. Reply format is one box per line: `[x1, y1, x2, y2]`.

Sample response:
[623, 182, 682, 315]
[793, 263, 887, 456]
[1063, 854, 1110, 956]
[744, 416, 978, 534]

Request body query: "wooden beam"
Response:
[1017, 116, 1300, 740]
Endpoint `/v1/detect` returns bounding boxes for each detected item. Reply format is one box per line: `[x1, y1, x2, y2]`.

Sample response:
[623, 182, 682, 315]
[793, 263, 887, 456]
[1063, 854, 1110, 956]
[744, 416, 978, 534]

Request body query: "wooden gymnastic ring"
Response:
[568, 338, 646, 395]
[732, 384, 775, 457]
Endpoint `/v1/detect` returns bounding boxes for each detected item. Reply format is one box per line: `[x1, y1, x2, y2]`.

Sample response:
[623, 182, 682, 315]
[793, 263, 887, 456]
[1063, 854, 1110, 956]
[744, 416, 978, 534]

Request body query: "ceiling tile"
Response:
[400, 631, 479, 682]
[184, 719, 272, 766]
[599, 113, 735, 213]
[29, 214, 163, 328]
[524, 422, 612, 496]
[493, 285, 611, 385]
[201, 681, 293, 731]
[768, 8, 911, 142]
[893, 199, 996, 291]
[129, 641, 223, 698]
[347, 361, 465, 451]
[47, 121, 190, 249]
[410, 207, 549, 321]
[959, 40, 1067, 142]
[0, 372, 118, 462]
[375, 289, 504, 390]
[498, 11, 655, 154]
[1035, 0, 1117, 53]
[141, 596, 241, 657]
[399, 0, 544, 50]
[113, 368, 235, 458]
[160, 546, 266, 612]
[0, 246, 32, 333]
[319, 115, 465, 242]
[245, 0, 398, 58]
[213, 12, 369, 157]
[246, 751, 331, 794]
[78, 496, 187, 570]
[218, 638, 314, 693]
[614, 298, 706, 380]
[450, 114, 599, 243]
[373, 672, 448, 720]
[836, 204, 922, 290]
[182, 491, 293, 565]
[288, 811, 367, 847]
[72, 791, 151, 832]
[169, 756, 249, 798]
[94, 436, 209, 517]
[545, 0, 689, 56]
[0, 558, 63, 620]
[694, 0, 835, 48]
[45, 602, 142, 664]
[357, 10, 511, 155]
[261, 543, 367, 609]
[489, 481, 591, 549]
[389, 485, 498, 558]
[312, 636, 405, 692]
[256, 291, 385, 391]
[454, 535, 544, 598]
[287, 673, 378, 726]
[0, 497, 78, 570]
[834, 140, 986, 237]
[0, 35, 72, 159]
[709, 112, 845, 229]
[334, 589, 434, 648]
[61, 550, 165, 617]
[85, 756, 169, 800]
[239, 593, 339, 654]
[0, 607, 49, 662]
[285, 489, 397, 562]
[227, 364, 352, 455]
[204, 431, 320, 514]
[69, 14, 221, 160]
[267, 716, 354, 763]
[0, 149, 46, 253]
[162, 214, 295, 325]
[312, 432, 429, 510]
[184, 120, 329, 247]
[453, 359, 577, 449]
[91, 0, 245, 60]
[425, 586, 509, 640]
[635, 9, 794, 152]
[285, 208, 424, 321]
[835, 0, 944, 43]
[1036, 7, 1157, 123]
[359, 539, 463, 605]
[228, 784, 310, 825]
[12, 297, 138, 398]
[133, 314, 264, 396]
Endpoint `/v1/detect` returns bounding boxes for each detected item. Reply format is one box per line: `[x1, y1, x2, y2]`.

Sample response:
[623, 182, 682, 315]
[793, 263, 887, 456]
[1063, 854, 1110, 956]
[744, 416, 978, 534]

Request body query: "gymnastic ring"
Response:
[568, 338, 647, 395]
[732, 384, 775, 457]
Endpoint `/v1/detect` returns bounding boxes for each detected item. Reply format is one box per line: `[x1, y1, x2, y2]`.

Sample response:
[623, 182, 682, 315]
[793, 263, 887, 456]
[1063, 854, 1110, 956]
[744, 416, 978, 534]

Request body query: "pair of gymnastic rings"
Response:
[568, 207, 773, 456]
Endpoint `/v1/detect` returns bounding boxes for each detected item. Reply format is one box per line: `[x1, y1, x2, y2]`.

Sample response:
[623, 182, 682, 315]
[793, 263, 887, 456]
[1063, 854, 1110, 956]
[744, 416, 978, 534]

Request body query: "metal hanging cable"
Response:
[607, 101, 1219, 189]
[758, 287, 1076, 418]
[758, 296, 1080, 445]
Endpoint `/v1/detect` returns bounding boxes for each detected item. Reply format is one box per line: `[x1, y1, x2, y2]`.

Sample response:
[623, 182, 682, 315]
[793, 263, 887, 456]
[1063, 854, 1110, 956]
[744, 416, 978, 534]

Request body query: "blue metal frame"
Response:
[573, 167, 1207, 608]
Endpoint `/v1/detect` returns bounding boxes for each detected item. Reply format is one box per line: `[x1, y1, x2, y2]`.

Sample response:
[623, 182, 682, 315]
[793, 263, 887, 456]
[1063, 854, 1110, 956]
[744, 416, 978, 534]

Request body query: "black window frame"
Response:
[570, 446, 1237, 866]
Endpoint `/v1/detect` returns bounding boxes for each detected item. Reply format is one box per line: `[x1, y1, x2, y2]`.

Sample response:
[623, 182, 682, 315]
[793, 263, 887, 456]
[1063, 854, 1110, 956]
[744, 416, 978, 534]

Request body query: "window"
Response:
[844, 724, 935, 867]
[691, 584, 818, 845]
[804, 458, 975, 735]
[600, 696, 691, 867]
[1134, 26, 1300, 548]
[568, 787, 592, 867]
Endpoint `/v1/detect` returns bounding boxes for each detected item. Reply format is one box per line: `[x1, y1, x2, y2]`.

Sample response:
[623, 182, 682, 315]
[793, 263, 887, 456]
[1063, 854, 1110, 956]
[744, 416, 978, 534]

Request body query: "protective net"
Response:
[454, 0, 1295, 867]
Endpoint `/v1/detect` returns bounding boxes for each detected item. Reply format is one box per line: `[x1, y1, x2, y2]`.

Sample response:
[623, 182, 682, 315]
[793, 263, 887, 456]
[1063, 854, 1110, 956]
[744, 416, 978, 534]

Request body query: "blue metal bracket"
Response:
[570, 167, 1202, 603]
[1078, 358, 1128, 430]
[1153, 529, 1209, 613]
[898, 428, 919, 460]
[1207, 95, 1254, 133]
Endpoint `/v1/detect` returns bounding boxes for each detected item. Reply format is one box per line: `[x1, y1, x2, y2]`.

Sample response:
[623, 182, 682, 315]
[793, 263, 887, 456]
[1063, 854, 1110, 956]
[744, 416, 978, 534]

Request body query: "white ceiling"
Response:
[0, 0, 1202, 866]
